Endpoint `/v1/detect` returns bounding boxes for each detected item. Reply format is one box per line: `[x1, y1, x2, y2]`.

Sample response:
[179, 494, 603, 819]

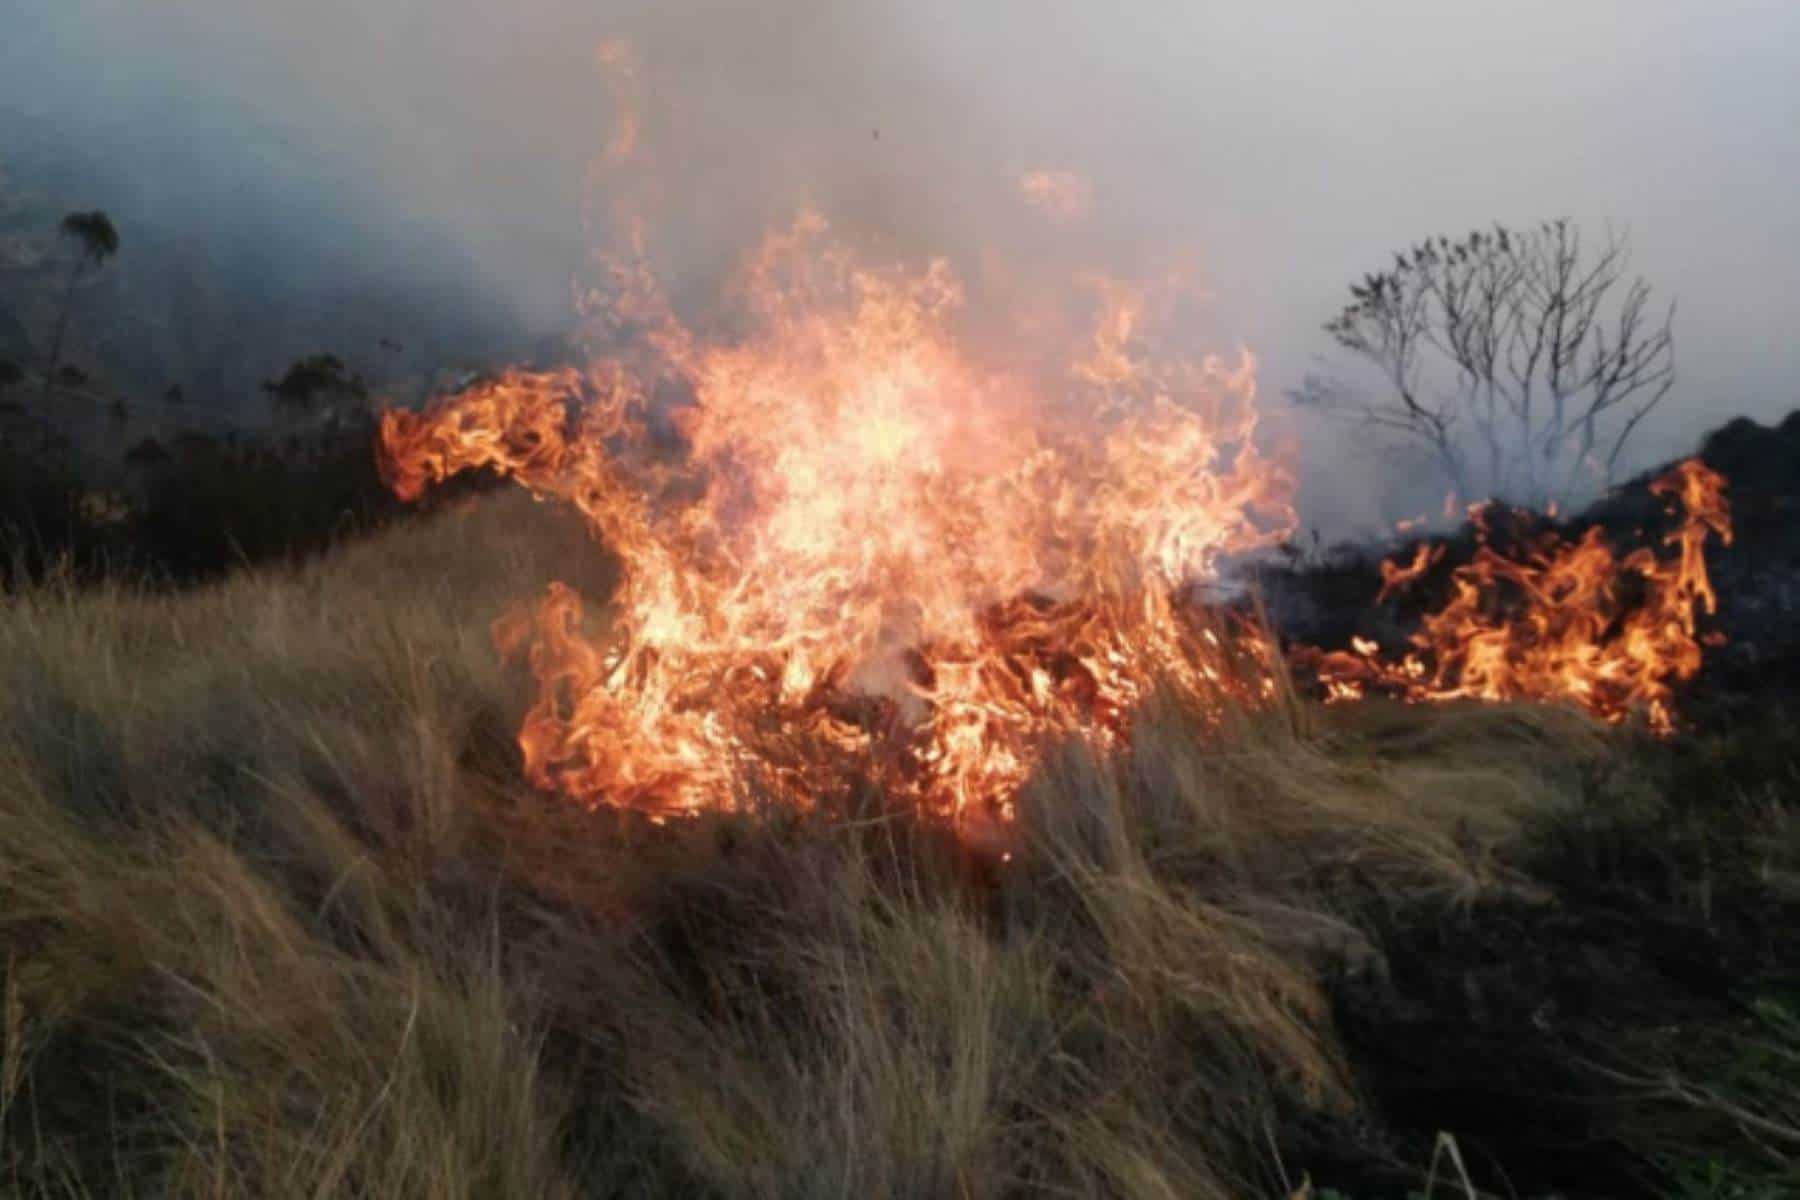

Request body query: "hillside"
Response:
[1, 483, 1794, 1198]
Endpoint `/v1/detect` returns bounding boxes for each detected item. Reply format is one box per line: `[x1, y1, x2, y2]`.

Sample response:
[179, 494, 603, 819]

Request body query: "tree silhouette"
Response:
[263, 353, 369, 438]
[1295, 219, 1674, 509]
[43, 210, 120, 403]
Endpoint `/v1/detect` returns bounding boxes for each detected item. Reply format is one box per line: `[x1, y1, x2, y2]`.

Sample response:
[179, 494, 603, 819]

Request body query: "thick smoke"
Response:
[3, 0, 1796, 534]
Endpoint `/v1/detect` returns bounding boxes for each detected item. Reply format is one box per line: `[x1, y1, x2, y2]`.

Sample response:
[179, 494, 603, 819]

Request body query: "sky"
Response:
[3, 0, 1796, 534]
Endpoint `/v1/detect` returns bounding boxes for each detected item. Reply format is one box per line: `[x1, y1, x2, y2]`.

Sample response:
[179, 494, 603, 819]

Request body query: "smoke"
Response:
[3, 0, 1796, 533]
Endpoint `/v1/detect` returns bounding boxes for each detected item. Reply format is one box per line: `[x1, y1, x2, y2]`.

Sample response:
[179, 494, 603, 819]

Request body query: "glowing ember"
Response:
[1299, 459, 1731, 734]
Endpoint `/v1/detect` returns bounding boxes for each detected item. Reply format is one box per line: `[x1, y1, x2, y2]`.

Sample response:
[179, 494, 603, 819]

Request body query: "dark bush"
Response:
[2, 411, 501, 590]
[126, 423, 398, 579]
[0, 442, 103, 586]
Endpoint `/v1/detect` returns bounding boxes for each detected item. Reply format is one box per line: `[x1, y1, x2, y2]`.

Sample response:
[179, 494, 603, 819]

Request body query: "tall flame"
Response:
[380, 211, 1295, 822]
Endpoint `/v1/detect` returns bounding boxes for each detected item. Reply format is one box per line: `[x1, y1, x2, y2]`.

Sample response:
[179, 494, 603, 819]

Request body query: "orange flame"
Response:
[380, 210, 1294, 822]
[377, 39, 1731, 830]
[1377, 542, 1445, 601]
[1304, 459, 1731, 734]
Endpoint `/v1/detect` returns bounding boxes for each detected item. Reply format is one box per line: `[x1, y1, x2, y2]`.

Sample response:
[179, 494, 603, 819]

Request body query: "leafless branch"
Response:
[1310, 219, 1674, 508]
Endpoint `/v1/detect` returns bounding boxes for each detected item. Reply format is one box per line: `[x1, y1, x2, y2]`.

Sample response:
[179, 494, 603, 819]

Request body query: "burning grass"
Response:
[373, 73, 1734, 831]
[7, 493, 1752, 1198]
[377, 210, 1731, 845]
[0, 30, 1788, 1198]
[378, 211, 1297, 826]
[1299, 460, 1732, 735]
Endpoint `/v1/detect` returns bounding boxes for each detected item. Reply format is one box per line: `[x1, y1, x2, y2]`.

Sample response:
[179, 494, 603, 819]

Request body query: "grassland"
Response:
[1, 494, 1794, 1199]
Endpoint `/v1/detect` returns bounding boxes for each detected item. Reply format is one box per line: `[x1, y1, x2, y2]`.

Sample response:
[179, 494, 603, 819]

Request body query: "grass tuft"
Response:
[0, 493, 1777, 1197]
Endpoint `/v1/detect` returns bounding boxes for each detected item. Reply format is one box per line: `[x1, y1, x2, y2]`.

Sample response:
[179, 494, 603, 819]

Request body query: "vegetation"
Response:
[263, 353, 370, 434]
[0, 414, 413, 588]
[0, 198, 503, 592]
[0, 342, 500, 589]
[1293, 220, 1675, 509]
[0, 187, 1791, 1196]
[42, 210, 119, 404]
[0, 495, 1792, 1198]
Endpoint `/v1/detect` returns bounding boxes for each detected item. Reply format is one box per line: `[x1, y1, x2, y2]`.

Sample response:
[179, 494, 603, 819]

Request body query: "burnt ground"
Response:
[1261, 413, 1800, 1197]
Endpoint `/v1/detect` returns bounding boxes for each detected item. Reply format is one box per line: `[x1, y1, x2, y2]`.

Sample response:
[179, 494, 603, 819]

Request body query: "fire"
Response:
[1301, 459, 1731, 734]
[375, 39, 1733, 829]
[380, 210, 1294, 822]
[1019, 169, 1094, 224]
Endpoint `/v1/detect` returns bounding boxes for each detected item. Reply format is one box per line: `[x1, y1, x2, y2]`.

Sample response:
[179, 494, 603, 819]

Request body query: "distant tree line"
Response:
[0, 209, 495, 588]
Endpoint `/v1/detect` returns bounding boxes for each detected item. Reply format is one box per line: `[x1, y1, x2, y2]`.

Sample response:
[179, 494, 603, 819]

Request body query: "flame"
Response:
[376, 39, 1732, 830]
[380, 209, 1294, 822]
[1378, 542, 1445, 601]
[1302, 459, 1731, 734]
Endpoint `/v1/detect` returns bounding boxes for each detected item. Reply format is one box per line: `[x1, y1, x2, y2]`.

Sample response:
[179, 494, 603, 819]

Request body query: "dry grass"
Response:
[0, 494, 1620, 1198]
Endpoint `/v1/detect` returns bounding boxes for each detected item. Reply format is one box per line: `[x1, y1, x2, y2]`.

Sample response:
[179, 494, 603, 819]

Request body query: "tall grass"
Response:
[0, 494, 1618, 1197]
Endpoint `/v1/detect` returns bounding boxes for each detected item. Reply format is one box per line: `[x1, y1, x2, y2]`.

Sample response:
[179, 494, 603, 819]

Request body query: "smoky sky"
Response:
[4, 0, 1797, 534]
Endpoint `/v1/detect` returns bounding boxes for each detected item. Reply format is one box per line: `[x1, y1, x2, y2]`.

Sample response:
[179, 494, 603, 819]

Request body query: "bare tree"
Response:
[43, 210, 120, 404]
[1294, 220, 1675, 509]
